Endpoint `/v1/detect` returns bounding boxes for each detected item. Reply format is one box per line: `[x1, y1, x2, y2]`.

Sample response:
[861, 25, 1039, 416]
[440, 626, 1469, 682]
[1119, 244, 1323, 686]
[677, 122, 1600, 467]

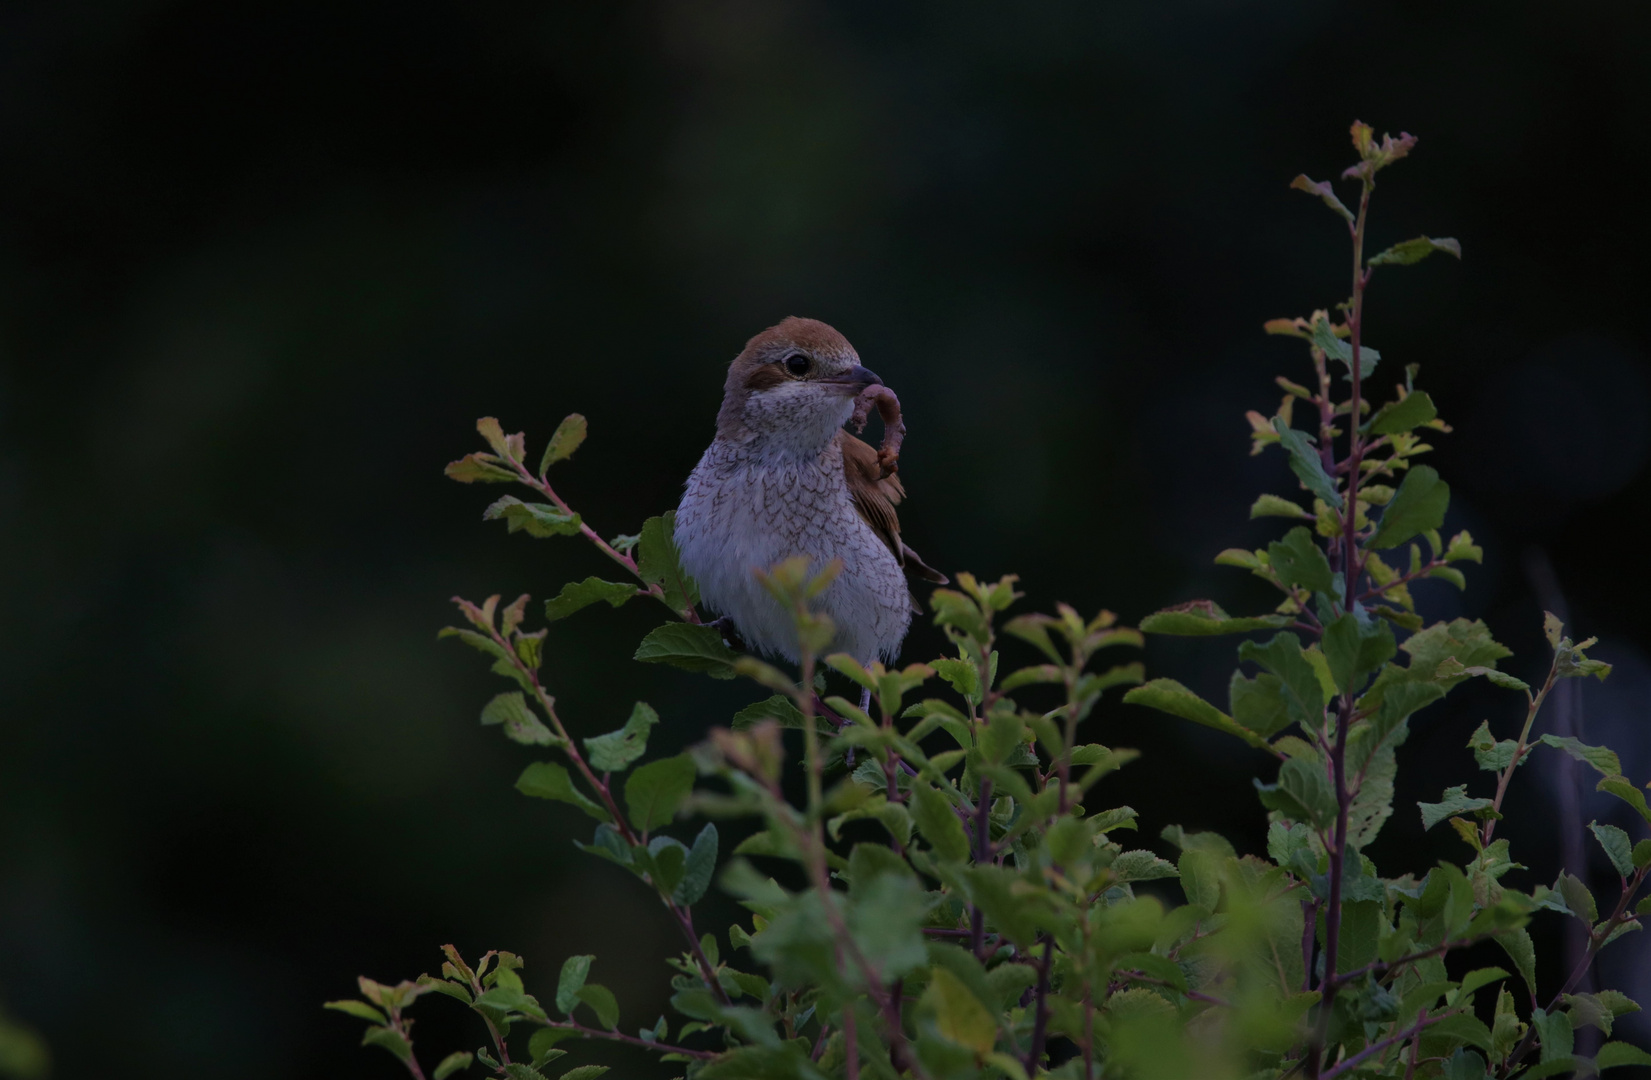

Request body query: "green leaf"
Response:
[584, 702, 659, 773]
[578, 983, 620, 1029]
[483, 495, 584, 538]
[1137, 599, 1290, 636]
[323, 999, 387, 1024]
[481, 691, 559, 747]
[433, 1050, 475, 1079]
[732, 694, 807, 731]
[1419, 785, 1495, 830]
[1467, 721, 1519, 772]
[624, 754, 696, 832]
[545, 577, 636, 622]
[1458, 967, 1510, 999]
[636, 513, 699, 616]
[1634, 839, 1651, 870]
[633, 623, 739, 678]
[360, 1026, 413, 1061]
[557, 1067, 611, 1080]
[1311, 317, 1380, 379]
[1255, 758, 1336, 829]
[1322, 612, 1396, 694]
[1590, 821, 1636, 878]
[1538, 734, 1623, 778]
[517, 762, 611, 823]
[1229, 670, 1292, 739]
[1251, 493, 1314, 520]
[1272, 418, 1344, 509]
[1597, 1042, 1651, 1070]
[1238, 633, 1328, 732]
[1110, 850, 1180, 883]
[539, 413, 588, 472]
[910, 782, 970, 863]
[1290, 174, 1355, 223]
[1401, 619, 1513, 682]
[1598, 776, 1651, 824]
[1368, 466, 1450, 550]
[675, 823, 719, 906]
[1441, 1048, 1488, 1080]
[1533, 1007, 1574, 1064]
[1497, 927, 1538, 998]
[920, 966, 996, 1055]
[931, 657, 980, 703]
[1269, 526, 1335, 595]
[556, 955, 593, 1015]
[445, 452, 519, 484]
[1123, 679, 1272, 750]
[1369, 391, 1439, 436]
[1367, 235, 1462, 266]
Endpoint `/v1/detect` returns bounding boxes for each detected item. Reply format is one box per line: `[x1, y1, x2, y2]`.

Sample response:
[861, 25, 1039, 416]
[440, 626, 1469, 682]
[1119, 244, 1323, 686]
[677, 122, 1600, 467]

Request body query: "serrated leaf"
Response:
[1311, 317, 1380, 379]
[540, 413, 588, 472]
[1368, 235, 1462, 266]
[1467, 721, 1518, 772]
[1238, 632, 1328, 732]
[578, 983, 620, 1029]
[675, 823, 719, 905]
[555, 955, 593, 1015]
[1538, 735, 1622, 778]
[1369, 391, 1439, 435]
[1590, 821, 1635, 878]
[557, 1065, 611, 1080]
[481, 691, 559, 747]
[544, 577, 636, 622]
[920, 966, 995, 1055]
[910, 782, 970, 863]
[517, 761, 611, 823]
[1273, 418, 1344, 509]
[1255, 757, 1336, 829]
[433, 1050, 475, 1079]
[1419, 785, 1495, 830]
[584, 702, 659, 773]
[1251, 493, 1314, 519]
[1458, 967, 1510, 999]
[1597, 1042, 1651, 1069]
[323, 999, 387, 1023]
[1269, 526, 1335, 595]
[1122, 679, 1272, 750]
[484, 496, 584, 538]
[445, 453, 519, 484]
[1369, 465, 1450, 550]
[1290, 174, 1355, 223]
[633, 623, 739, 678]
[1497, 926, 1537, 997]
[624, 754, 696, 831]
[1597, 776, 1651, 824]
[1138, 599, 1291, 636]
[1110, 849, 1180, 883]
[1322, 611, 1396, 694]
[361, 1026, 413, 1061]
[636, 513, 699, 616]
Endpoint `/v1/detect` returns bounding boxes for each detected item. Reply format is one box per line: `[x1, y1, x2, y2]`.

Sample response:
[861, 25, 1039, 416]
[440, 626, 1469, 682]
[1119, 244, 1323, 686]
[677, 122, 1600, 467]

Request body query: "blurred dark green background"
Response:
[3, 2, 1650, 1076]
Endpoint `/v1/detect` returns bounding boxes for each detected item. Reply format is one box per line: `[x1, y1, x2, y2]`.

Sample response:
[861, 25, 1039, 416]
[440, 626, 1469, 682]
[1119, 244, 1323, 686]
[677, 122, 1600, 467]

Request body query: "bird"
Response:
[674, 317, 946, 676]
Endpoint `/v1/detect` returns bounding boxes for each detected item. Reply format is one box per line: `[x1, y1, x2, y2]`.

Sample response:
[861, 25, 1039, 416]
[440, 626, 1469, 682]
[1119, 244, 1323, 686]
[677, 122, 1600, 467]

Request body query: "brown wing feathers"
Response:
[837, 431, 948, 586]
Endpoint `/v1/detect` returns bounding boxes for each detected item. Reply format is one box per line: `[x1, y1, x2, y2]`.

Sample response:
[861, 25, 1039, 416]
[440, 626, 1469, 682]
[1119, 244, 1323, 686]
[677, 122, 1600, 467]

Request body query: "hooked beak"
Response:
[820, 365, 883, 394]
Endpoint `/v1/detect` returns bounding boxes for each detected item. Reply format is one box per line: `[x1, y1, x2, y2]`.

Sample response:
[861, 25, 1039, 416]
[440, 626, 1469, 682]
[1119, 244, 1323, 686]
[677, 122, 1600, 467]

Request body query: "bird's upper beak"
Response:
[820, 365, 883, 394]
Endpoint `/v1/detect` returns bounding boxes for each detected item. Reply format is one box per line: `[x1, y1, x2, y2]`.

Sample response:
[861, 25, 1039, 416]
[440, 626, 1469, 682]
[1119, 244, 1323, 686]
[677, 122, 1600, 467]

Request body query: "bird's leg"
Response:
[842, 685, 874, 770]
[707, 616, 745, 652]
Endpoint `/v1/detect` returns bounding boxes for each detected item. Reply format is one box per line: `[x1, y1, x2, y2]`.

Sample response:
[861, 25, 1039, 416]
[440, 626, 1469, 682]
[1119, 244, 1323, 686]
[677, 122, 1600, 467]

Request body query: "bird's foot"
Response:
[707, 616, 746, 652]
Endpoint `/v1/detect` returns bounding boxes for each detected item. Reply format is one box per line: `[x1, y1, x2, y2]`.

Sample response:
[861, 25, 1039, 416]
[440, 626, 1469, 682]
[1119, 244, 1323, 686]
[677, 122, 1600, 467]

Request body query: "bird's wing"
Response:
[837, 430, 948, 585]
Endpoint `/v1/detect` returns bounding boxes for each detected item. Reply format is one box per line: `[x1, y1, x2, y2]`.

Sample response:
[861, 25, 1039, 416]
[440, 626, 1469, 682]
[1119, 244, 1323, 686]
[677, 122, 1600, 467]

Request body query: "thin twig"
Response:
[532, 1018, 719, 1061]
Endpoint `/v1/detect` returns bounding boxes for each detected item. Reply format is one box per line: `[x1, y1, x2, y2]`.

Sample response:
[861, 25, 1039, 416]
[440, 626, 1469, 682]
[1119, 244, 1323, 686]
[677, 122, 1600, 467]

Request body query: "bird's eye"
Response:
[783, 354, 811, 376]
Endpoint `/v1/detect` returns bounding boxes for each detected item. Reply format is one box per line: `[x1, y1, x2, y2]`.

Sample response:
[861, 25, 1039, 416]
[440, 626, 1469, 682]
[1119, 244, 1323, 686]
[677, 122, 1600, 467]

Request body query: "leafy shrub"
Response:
[328, 124, 1651, 1080]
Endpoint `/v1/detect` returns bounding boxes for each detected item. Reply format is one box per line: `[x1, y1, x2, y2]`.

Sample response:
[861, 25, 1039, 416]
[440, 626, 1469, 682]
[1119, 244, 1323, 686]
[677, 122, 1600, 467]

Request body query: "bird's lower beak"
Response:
[821, 365, 883, 394]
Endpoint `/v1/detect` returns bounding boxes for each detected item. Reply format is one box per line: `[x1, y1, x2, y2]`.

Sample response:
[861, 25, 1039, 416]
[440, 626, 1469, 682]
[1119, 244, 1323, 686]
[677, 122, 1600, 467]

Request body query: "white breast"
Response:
[675, 435, 913, 665]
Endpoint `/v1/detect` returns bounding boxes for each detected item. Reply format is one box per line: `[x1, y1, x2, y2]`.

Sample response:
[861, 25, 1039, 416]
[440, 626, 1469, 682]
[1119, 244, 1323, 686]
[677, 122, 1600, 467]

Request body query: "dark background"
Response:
[3, 2, 1650, 1076]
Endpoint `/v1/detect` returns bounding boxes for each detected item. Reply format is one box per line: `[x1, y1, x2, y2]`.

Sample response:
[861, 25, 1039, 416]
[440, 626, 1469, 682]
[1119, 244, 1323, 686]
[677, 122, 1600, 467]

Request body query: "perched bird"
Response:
[675, 317, 946, 670]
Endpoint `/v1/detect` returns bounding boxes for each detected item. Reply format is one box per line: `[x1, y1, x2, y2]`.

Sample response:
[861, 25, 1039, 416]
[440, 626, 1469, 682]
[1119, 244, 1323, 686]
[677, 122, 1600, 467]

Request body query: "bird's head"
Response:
[716, 317, 882, 450]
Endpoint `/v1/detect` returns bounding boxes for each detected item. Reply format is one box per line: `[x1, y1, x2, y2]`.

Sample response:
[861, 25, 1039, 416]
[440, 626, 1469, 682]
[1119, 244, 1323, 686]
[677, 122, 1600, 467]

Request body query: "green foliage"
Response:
[331, 123, 1651, 1080]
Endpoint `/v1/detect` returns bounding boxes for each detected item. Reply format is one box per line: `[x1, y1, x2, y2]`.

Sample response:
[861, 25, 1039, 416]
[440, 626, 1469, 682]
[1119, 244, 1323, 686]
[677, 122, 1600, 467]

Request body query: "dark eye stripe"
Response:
[744, 363, 789, 392]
